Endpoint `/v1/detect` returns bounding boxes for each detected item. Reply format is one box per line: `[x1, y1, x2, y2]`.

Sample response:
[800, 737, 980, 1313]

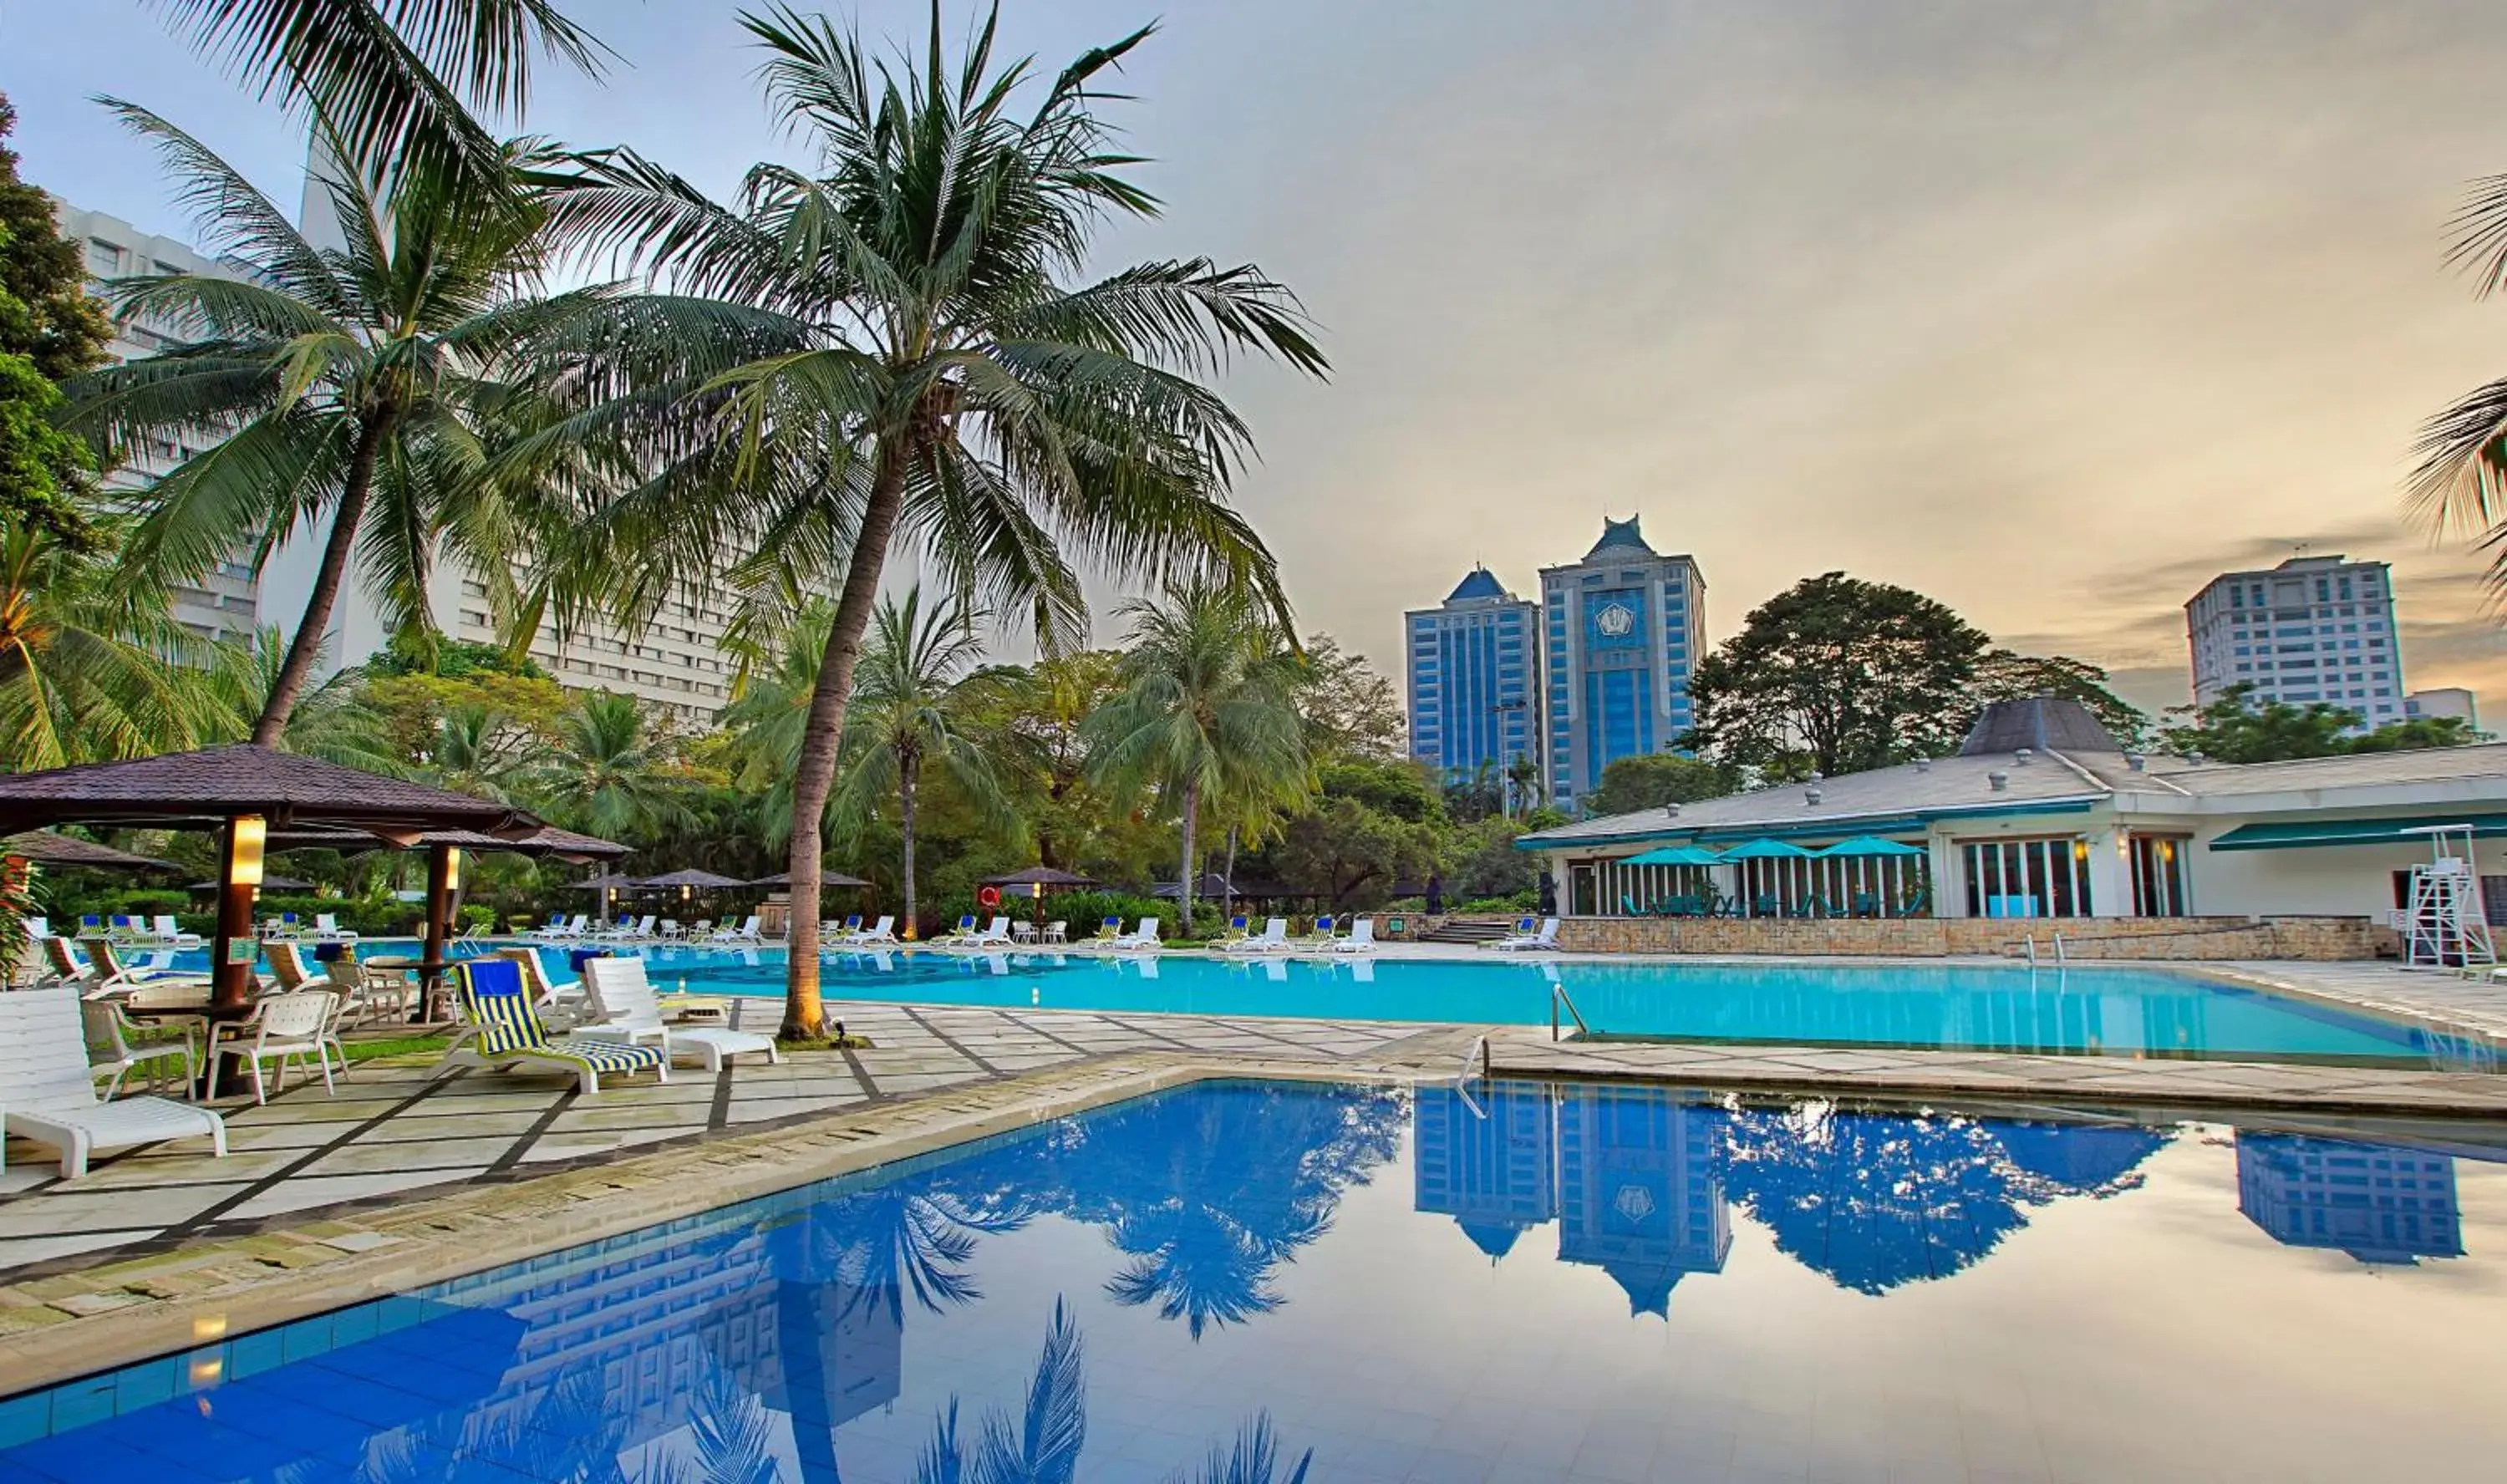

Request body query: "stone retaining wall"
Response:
[1556, 914, 2392, 961]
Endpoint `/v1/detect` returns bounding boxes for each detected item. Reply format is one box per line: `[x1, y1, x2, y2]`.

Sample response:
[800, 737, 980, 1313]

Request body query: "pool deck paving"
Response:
[4, 947, 2506, 1391]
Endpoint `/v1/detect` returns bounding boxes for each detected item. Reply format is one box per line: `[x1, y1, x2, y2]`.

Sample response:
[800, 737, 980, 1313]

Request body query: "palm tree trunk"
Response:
[252, 413, 389, 744]
[1223, 825, 1238, 917]
[898, 750, 919, 931]
[1176, 776, 1200, 934]
[781, 443, 912, 1039]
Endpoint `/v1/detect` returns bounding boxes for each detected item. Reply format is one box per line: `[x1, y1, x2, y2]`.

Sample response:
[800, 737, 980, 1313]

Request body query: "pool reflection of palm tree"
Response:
[1068, 1085, 1404, 1338]
[360, 1366, 634, 1484]
[911, 1299, 1310, 1484]
[782, 1182, 1037, 1327]
[1718, 1104, 2165, 1294]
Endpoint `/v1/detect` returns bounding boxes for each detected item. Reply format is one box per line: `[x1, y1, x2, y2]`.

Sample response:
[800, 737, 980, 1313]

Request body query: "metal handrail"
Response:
[2021, 935, 2037, 967]
[2052, 932, 2068, 964]
[1550, 983, 1590, 1042]
[1455, 1034, 1491, 1119]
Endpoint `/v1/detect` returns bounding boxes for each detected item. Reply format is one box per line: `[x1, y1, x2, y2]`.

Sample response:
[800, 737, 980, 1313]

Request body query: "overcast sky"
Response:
[6, 0, 2505, 719]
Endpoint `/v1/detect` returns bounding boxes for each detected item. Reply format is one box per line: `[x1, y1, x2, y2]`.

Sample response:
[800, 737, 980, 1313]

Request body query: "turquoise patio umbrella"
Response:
[1622, 845, 1728, 867]
[1717, 839, 1816, 860]
[1815, 836, 1927, 858]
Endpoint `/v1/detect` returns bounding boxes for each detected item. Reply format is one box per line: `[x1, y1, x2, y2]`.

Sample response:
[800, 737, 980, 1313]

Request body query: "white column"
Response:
[2087, 822, 2133, 918]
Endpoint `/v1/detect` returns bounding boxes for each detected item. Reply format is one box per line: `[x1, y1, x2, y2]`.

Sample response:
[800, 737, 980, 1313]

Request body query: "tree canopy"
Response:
[1684, 572, 1991, 777]
[1586, 752, 1738, 816]
[2160, 682, 2478, 763]
[0, 94, 110, 546]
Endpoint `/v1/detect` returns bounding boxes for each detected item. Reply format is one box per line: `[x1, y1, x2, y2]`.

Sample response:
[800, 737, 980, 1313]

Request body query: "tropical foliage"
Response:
[2159, 681, 2478, 763]
[60, 100, 598, 743]
[521, 3, 1328, 1034]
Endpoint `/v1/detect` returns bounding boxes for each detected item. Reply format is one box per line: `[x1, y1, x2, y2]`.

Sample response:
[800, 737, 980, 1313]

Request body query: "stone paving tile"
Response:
[225, 1168, 494, 1221]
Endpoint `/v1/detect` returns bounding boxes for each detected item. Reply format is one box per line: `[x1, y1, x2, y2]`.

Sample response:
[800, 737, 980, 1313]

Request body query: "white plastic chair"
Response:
[1042, 920, 1067, 944]
[81, 996, 197, 1100]
[2, 986, 226, 1177]
[206, 990, 340, 1105]
[146, 914, 204, 948]
[1330, 917, 1378, 954]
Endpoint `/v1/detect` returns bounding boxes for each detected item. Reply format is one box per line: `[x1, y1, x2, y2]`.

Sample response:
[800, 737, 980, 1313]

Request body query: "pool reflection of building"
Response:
[1413, 1082, 1731, 1315]
[2235, 1133, 2464, 1265]
[434, 1207, 904, 1464]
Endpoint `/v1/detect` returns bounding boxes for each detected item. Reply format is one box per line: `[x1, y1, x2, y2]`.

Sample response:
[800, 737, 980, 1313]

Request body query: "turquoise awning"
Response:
[1816, 836, 1928, 858]
[1622, 845, 1727, 867]
[1719, 839, 1817, 861]
[2208, 814, 2507, 851]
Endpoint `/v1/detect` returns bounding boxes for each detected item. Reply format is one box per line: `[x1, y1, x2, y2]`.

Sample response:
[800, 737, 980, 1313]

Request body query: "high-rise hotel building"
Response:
[51, 199, 264, 647]
[1404, 567, 1541, 785]
[1538, 517, 1707, 811]
[2185, 556, 2403, 724]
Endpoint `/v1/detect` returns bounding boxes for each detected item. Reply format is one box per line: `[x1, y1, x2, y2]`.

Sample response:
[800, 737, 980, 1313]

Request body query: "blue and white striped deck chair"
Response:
[432, 957, 667, 1096]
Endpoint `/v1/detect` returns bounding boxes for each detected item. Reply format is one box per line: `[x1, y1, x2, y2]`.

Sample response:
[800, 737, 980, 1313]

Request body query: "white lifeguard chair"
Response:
[2397, 824, 2494, 970]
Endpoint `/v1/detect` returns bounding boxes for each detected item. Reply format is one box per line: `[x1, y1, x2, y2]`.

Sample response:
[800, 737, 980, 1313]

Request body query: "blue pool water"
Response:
[5, 1078, 2503, 1481]
[146, 942, 2467, 1066]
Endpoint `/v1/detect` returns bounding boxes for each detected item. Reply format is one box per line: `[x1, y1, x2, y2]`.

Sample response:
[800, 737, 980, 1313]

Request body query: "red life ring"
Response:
[977, 885, 1002, 910]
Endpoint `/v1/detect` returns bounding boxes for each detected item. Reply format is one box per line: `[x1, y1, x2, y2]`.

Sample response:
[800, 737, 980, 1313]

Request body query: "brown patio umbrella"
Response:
[3, 831, 182, 873]
[0, 745, 541, 1013]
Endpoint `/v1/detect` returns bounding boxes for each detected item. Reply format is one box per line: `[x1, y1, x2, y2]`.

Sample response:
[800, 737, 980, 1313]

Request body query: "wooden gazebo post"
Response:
[210, 814, 267, 1014]
[420, 842, 461, 1020]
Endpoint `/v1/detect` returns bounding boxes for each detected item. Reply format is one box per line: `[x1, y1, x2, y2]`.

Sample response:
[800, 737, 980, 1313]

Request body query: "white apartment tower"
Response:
[49, 199, 263, 646]
[2184, 556, 2403, 724]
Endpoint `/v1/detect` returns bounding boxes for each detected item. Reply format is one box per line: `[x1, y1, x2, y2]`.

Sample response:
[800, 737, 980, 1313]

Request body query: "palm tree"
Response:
[534, 2, 1326, 1036]
[59, 104, 596, 744]
[143, 0, 611, 201]
[828, 587, 1006, 931]
[0, 517, 244, 769]
[534, 691, 687, 839]
[2414, 170, 2507, 582]
[1086, 582, 1309, 933]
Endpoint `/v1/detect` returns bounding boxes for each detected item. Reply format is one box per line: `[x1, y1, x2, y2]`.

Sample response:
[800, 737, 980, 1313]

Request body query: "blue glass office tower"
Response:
[1540, 516, 1707, 811]
[1405, 567, 1541, 785]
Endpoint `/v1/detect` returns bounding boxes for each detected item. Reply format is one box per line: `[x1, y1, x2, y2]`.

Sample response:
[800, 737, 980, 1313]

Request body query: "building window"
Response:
[2130, 835, 2189, 917]
[1959, 836, 2093, 918]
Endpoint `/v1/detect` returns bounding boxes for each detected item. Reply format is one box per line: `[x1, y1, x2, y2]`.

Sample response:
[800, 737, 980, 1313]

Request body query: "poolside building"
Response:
[1539, 517, 1708, 811]
[1406, 567, 1542, 789]
[2407, 687, 2481, 732]
[2185, 556, 2403, 724]
[1514, 695, 2507, 949]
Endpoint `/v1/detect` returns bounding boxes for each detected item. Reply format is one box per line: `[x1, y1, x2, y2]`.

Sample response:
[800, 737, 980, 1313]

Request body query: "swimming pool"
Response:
[6, 1078, 2502, 1481]
[142, 941, 2464, 1065]
[587, 945, 2459, 1066]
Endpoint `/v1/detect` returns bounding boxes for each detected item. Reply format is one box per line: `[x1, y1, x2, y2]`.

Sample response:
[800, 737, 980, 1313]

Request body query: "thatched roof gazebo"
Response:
[0, 745, 543, 1013]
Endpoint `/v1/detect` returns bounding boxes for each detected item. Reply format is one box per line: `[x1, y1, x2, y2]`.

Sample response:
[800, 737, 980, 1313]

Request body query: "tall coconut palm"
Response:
[1085, 582, 1309, 933]
[826, 587, 1007, 932]
[534, 691, 688, 840]
[0, 516, 246, 769]
[144, 0, 610, 201]
[59, 104, 597, 745]
[536, 3, 1327, 1034]
[2414, 169, 2507, 585]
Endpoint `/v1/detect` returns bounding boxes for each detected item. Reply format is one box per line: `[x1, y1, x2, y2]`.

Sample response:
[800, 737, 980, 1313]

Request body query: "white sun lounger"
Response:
[1, 985, 227, 1177]
[1225, 918, 1290, 954]
[578, 958, 780, 1072]
[1491, 917, 1560, 952]
[710, 915, 763, 944]
[1329, 917, 1377, 954]
[962, 916, 1015, 948]
[1107, 917, 1162, 951]
[839, 915, 897, 945]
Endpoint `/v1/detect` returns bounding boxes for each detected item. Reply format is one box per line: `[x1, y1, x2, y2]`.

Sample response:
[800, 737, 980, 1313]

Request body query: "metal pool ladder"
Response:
[1455, 1034, 1493, 1120]
[1550, 982, 1590, 1042]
